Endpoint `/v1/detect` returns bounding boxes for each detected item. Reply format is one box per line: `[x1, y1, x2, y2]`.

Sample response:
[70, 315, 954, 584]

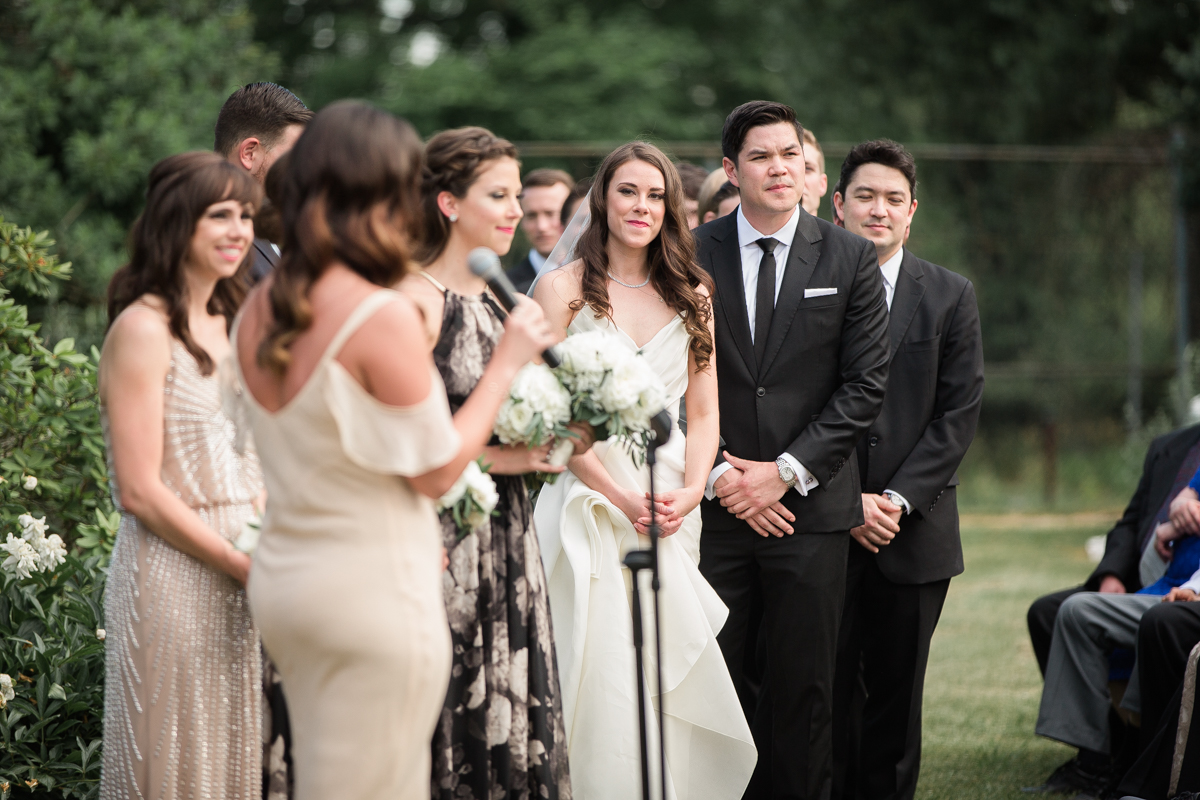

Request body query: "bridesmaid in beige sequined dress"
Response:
[99, 152, 265, 798]
[231, 102, 557, 800]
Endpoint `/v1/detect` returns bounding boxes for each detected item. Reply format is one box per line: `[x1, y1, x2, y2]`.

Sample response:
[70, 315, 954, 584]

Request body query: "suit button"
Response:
[756, 387, 766, 397]
[869, 436, 879, 447]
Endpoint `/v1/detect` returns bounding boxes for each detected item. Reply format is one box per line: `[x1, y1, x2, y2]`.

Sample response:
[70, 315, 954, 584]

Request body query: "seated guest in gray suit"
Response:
[828, 140, 984, 800]
[214, 82, 312, 282]
[506, 168, 573, 294]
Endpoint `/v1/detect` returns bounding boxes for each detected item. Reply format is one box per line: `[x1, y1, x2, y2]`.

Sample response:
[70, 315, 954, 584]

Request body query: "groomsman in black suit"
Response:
[215, 82, 312, 282]
[505, 168, 574, 294]
[696, 101, 891, 800]
[829, 140, 984, 800]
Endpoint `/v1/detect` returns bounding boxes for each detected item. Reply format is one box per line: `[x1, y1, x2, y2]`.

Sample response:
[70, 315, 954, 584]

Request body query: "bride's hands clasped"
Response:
[629, 485, 704, 537]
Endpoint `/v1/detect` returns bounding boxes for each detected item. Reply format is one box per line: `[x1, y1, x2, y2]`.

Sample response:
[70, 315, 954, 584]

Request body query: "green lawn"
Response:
[917, 519, 1109, 799]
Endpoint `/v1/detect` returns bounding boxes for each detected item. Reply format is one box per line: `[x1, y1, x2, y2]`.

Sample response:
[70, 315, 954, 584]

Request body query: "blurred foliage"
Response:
[0, 222, 110, 798]
[0, 0, 277, 351]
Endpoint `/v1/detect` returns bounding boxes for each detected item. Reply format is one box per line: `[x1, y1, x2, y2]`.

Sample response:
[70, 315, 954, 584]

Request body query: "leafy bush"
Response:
[0, 219, 111, 798]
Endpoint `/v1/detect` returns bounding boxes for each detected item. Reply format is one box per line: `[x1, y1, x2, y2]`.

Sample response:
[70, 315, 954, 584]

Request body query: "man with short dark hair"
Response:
[676, 161, 709, 229]
[506, 168, 574, 294]
[215, 82, 312, 281]
[829, 139, 984, 800]
[696, 100, 890, 800]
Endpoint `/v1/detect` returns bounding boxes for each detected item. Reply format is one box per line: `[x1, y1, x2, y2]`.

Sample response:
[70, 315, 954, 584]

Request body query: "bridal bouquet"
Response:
[494, 363, 573, 447]
[552, 330, 668, 466]
[437, 458, 499, 540]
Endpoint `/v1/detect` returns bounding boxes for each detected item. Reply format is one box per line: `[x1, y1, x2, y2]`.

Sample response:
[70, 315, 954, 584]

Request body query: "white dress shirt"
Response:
[528, 248, 547, 273]
[705, 206, 819, 500]
[879, 248, 903, 311]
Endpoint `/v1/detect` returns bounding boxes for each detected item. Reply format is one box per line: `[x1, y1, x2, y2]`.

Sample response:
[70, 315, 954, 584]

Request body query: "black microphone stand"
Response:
[623, 417, 670, 800]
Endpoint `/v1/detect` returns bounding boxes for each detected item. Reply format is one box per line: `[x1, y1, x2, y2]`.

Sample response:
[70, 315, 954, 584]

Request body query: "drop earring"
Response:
[449, 213, 458, 223]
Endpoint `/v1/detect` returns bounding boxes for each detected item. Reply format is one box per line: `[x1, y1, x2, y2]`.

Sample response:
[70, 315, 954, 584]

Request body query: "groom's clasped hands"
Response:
[713, 453, 797, 538]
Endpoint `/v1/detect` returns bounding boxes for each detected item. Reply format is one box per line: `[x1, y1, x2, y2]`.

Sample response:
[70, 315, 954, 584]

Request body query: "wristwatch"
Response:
[775, 457, 798, 489]
[882, 490, 906, 512]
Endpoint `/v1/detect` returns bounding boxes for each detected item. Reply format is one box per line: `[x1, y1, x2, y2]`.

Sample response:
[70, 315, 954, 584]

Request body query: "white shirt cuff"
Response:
[1180, 569, 1200, 595]
[883, 489, 913, 515]
[779, 453, 818, 497]
[705, 462, 734, 500]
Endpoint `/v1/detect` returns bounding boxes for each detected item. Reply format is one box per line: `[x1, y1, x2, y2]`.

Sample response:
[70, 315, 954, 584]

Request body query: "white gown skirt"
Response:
[535, 427, 757, 800]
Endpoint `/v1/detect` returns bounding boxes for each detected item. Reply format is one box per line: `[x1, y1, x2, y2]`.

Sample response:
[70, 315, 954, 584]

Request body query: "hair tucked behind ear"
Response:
[107, 151, 261, 375]
[258, 100, 424, 375]
[573, 142, 715, 372]
[418, 126, 519, 265]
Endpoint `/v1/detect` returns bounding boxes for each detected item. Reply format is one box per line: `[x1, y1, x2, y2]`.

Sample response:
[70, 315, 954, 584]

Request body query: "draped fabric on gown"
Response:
[233, 290, 460, 800]
[101, 339, 263, 800]
[534, 307, 757, 800]
[425, 280, 571, 800]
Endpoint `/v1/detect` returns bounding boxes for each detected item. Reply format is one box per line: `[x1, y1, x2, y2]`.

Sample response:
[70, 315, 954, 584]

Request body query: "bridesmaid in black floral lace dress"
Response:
[402, 126, 580, 800]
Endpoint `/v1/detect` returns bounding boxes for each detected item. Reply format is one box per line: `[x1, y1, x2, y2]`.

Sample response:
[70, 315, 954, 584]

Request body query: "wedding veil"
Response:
[528, 190, 591, 295]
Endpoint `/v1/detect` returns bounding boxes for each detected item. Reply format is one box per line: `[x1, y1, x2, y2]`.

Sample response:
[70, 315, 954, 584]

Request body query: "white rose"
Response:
[0, 673, 12, 706]
[22, 475, 36, 491]
[437, 468, 470, 512]
[96, 628, 106, 641]
[507, 402, 536, 436]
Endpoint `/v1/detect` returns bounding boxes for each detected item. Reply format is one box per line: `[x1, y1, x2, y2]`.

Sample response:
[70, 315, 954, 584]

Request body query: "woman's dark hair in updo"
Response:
[573, 142, 715, 372]
[258, 100, 424, 375]
[418, 126, 519, 265]
[107, 151, 261, 376]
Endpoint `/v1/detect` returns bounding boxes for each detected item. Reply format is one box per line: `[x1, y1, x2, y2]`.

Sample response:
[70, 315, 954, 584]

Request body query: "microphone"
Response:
[648, 409, 672, 452]
[467, 247, 559, 368]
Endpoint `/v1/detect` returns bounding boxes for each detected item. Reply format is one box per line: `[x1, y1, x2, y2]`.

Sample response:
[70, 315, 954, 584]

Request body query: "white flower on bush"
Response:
[494, 363, 571, 445]
[96, 628, 106, 641]
[437, 460, 499, 537]
[2, 534, 39, 579]
[22, 475, 36, 491]
[0, 673, 13, 708]
[1, 513, 67, 579]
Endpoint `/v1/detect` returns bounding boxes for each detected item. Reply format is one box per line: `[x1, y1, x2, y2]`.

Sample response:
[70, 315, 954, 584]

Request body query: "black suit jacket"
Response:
[250, 237, 279, 284]
[506, 253, 538, 295]
[857, 250, 984, 584]
[697, 209, 891, 533]
[1088, 424, 1200, 592]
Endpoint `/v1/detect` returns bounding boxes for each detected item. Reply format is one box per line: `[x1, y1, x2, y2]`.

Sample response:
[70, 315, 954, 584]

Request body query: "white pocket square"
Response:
[804, 288, 837, 298]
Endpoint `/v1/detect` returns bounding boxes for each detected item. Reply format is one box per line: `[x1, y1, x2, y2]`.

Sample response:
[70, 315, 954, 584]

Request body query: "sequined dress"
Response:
[100, 338, 264, 800]
[423, 275, 572, 800]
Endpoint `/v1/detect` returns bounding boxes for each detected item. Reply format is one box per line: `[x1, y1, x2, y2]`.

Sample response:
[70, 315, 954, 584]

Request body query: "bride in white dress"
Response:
[533, 142, 756, 800]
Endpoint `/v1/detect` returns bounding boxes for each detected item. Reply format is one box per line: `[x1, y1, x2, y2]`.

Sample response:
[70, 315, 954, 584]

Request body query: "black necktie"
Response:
[754, 237, 779, 366]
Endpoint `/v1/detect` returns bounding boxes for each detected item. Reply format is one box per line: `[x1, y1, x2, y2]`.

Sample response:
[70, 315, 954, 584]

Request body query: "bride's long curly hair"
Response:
[258, 101, 424, 375]
[573, 142, 714, 372]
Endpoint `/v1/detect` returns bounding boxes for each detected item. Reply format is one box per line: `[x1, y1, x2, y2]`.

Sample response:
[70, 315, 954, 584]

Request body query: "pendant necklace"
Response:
[608, 271, 651, 289]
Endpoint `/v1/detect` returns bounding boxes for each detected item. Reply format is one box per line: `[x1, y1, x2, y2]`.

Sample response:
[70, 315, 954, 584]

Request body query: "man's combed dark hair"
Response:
[258, 100, 424, 375]
[214, 82, 313, 157]
[521, 168, 574, 192]
[418, 126, 520, 265]
[721, 101, 805, 163]
[574, 142, 715, 372]
[832, 139, 918, 201]
[107, 152, 262, 375]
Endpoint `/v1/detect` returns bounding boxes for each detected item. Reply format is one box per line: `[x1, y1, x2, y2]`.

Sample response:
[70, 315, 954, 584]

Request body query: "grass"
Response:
[916, 518, 1109, 799]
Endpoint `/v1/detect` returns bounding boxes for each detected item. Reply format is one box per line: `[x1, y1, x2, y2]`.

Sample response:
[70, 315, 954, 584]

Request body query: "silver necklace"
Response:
[608, 271, 651, 289]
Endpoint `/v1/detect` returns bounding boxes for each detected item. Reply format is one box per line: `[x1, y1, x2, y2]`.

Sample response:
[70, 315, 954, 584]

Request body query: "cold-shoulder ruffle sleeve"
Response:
[325, 360, 460, 476]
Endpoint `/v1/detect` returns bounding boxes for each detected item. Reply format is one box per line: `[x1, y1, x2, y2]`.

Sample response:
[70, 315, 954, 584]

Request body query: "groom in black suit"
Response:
[828, 140, 984, 800]
[696, 101, 891, 800]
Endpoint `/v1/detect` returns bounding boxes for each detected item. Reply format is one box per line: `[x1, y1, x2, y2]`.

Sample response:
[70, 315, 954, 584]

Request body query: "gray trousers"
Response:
[1035, 592, 1161, 753]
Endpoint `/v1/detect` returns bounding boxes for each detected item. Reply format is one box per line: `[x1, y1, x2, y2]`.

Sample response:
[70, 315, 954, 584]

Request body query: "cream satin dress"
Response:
[534, 307, 757, 800]
[232, 290, 460, 800]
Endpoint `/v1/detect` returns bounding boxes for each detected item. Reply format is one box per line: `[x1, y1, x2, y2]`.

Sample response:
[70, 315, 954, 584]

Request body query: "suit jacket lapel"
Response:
[710, 216, 757, 374]
[758, 211, 821, 377]
[254, 238, 280, 267]
[888, 250, 925, 357]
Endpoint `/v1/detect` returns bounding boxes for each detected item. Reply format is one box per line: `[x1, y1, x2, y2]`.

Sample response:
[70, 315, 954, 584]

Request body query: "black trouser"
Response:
[1116, 602, 1200, 798]
[700, 526, 850, 800]
[1027, 586, 1086, 677]
[831, 543, 950, 800]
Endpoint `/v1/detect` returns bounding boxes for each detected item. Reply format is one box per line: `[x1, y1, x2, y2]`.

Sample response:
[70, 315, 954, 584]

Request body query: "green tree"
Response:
[0, 0, 278, 351]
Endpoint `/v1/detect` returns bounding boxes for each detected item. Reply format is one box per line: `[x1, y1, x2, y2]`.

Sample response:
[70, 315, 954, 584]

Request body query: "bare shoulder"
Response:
[396, 272, 445, 347]
[104, 298, 172, 359]
[535, 260, 582, 306]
